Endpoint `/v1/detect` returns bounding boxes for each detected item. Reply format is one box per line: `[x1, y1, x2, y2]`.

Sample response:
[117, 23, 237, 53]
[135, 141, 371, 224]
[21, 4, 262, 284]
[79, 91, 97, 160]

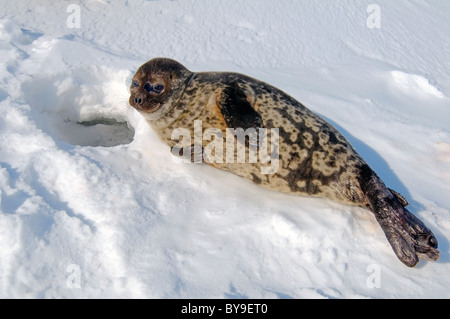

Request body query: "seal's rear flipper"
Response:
[358, 164, 439, 267]
[371, 196, 439, 267]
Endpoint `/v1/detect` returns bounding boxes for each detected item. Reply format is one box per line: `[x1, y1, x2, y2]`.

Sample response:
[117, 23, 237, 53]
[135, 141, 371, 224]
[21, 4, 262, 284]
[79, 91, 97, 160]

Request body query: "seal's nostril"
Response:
[134, 97, 143, 105]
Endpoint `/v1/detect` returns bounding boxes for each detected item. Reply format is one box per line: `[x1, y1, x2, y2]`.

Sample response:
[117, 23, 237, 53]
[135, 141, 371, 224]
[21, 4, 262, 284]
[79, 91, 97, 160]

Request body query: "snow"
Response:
[0, 0, 449, 299]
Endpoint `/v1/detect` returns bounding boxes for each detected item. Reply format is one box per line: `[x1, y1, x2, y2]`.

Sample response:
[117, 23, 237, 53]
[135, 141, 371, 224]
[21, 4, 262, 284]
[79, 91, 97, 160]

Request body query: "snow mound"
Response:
[391, 71, 445, 99]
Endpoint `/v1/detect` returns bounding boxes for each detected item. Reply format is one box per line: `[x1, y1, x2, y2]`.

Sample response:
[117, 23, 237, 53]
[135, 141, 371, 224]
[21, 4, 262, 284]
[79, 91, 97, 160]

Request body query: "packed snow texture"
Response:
[0, 0, 449, 298]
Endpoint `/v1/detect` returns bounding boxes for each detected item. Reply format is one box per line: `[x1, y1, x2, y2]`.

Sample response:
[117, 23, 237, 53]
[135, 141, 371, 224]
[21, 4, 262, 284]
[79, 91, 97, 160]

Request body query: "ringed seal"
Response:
[129, 57, 439, 267]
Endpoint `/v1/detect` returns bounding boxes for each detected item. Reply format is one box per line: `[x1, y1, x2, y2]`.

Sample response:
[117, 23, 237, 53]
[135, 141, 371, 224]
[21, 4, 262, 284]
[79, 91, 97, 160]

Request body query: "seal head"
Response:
[129, 58, 193, 121]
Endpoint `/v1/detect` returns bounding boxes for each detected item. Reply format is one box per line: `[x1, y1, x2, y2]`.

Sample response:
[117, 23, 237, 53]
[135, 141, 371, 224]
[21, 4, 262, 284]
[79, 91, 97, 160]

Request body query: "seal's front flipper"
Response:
[218, 84, 263, 130]
[358, 164, 439, 267]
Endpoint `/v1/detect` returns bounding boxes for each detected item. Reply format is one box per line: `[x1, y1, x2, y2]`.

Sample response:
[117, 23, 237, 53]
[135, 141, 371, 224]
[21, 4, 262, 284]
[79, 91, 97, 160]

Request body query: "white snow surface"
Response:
[0, 0, 449, 298]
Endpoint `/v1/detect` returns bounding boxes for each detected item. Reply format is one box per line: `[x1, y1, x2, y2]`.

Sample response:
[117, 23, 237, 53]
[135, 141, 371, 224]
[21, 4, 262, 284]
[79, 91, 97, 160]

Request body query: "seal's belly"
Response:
[206, 134, 367, 206]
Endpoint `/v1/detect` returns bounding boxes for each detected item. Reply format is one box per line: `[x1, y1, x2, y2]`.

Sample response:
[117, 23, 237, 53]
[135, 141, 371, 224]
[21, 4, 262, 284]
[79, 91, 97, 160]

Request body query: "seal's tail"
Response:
[358, 164, 439, 267]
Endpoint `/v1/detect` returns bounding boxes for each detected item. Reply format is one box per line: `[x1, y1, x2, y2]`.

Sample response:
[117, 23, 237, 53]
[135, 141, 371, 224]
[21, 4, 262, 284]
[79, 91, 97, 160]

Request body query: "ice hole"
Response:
[22, 68, 135, 147]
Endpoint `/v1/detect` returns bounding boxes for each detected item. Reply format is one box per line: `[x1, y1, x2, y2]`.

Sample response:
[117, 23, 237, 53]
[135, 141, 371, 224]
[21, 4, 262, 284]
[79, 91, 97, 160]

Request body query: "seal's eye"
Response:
[153, 84, 164, 93]
[143, 82, 164, 94]
[131, 80, 139, 88]
[143, 82, 152, 93]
